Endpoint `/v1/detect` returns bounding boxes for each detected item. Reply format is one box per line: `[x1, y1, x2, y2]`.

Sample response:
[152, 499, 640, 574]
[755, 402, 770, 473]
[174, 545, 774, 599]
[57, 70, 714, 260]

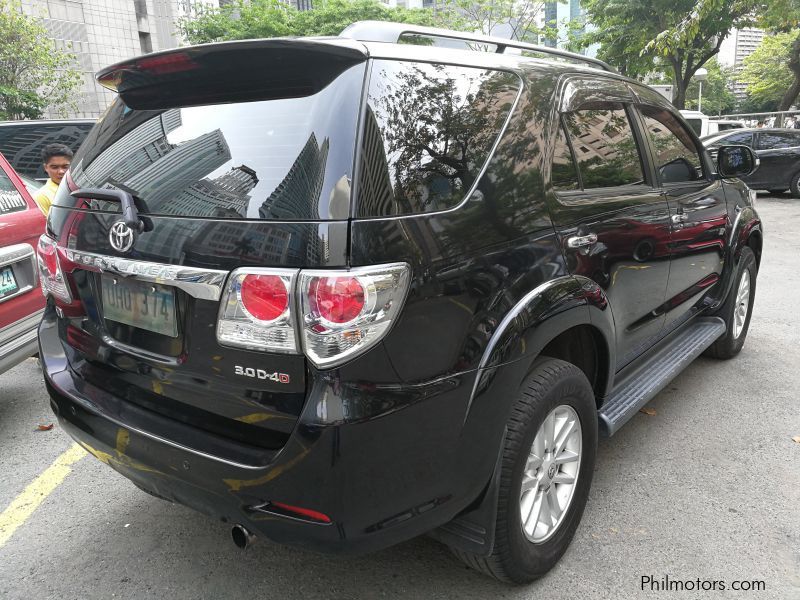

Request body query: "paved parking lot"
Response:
[1, 194, 798, 599]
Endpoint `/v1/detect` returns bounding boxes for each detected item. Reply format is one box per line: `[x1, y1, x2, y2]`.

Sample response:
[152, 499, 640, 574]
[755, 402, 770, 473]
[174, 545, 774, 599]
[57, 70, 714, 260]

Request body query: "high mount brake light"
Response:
[217, 263, 410, 368]
[135, 52, 198, 75]
[97, 52, 199, 91]
[37, 234, 72, 303]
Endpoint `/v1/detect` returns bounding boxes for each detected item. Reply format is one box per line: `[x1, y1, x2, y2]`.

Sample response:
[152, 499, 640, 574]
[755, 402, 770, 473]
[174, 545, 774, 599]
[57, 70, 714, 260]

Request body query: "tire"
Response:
[791, 172, 800, 198]
[704, 246, 757, 359]
[767, 189, 787, 195]
[451, 358, 597, 583]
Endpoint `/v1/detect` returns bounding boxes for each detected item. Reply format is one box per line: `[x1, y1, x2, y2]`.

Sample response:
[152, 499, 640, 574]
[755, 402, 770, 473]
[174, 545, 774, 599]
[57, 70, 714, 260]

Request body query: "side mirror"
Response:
[716, 145, 759, 178]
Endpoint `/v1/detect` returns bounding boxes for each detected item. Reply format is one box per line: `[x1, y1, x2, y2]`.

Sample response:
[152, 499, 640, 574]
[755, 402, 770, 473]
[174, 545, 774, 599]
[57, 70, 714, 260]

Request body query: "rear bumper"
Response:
[39, 305, 491, 554]
[0, 310, 43, 375]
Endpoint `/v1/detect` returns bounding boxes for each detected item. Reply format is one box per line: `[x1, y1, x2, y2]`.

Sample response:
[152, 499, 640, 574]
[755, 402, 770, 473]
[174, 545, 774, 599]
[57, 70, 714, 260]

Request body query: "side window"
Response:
[756, 131, 800, 150]
[357, 60, 521, 217]
[551, 122, 580, 191]
[0, 171, 27, 216]
[638, 105, 704, 184]
[562, 102, 645, 189]
[716, 131, 754, 147]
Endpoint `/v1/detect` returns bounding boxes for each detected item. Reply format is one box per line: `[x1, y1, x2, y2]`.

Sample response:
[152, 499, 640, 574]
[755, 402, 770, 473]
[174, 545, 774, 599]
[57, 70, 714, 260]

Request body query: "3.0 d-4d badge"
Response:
[234, 366, 290, 384]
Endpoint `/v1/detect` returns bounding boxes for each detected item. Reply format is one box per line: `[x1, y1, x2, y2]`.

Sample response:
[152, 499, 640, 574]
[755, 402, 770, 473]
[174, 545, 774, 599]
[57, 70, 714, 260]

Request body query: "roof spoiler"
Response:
[95, 39, 369, 109]
[340, 21, 614, 72]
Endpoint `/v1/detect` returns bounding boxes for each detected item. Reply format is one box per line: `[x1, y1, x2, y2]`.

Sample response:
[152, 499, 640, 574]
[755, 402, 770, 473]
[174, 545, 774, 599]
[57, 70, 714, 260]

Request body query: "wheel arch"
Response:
[437, 276, 614, 557]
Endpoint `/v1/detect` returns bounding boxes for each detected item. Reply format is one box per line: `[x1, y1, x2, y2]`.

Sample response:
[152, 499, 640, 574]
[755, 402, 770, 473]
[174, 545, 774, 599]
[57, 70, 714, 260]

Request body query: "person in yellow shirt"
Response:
[34, 143, 73, 216]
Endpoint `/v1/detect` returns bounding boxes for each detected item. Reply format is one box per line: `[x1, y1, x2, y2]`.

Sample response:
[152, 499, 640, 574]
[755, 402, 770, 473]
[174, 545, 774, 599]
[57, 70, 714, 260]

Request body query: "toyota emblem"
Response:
[109, 221, 135, 253]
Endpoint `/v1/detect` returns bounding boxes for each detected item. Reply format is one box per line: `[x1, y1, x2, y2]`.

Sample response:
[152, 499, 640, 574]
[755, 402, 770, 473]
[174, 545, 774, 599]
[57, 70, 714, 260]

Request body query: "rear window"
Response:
[356, 60, 521, 217]
[58, 64, 365, 220]
[0, 122, 92, 180]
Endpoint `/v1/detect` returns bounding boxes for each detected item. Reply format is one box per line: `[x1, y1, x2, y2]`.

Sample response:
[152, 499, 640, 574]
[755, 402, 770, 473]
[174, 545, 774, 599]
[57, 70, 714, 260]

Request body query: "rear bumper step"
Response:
[599, 317, 726, 436]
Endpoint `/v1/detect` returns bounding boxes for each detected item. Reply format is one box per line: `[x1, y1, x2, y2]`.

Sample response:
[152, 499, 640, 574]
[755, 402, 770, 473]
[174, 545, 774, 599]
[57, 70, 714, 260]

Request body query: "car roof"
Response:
[98, 24, 623, 86]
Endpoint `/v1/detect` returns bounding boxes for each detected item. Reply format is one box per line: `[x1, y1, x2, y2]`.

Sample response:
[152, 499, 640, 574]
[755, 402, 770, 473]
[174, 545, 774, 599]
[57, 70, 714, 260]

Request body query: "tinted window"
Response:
[551, 122, 579, 191]
[0, 170, 27, 215]
[717, 122, 744, 131]
[684, 118, 702, 136]
[58, 65, 364, 220]
[0, 122, 92, 179]
[357, 60, 521, 217]
[757, 131, 800, 150]
[562, 102, 644, 189]
[639, 105, 703, 183]
[707, 131, 753, 147]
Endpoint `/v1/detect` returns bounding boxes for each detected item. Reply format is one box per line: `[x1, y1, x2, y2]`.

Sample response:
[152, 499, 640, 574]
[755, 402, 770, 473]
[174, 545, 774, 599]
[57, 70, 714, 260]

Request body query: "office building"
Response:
[18, 0, 206, 119]
[718, 27, 767, 102]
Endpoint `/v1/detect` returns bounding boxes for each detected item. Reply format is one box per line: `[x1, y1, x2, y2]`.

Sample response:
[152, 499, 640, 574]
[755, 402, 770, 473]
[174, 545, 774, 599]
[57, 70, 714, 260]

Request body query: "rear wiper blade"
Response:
[71, 187, 145, 231]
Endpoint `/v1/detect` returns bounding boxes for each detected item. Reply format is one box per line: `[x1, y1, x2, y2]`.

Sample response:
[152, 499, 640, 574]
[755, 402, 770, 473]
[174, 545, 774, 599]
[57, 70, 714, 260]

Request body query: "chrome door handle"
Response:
[566, 233, 598, 248]
[671, 213, 688, 223]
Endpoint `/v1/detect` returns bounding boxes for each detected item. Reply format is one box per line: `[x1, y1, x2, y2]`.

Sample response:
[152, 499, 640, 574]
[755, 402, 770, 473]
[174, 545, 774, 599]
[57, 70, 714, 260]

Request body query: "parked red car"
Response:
[0, 152, 45, 375]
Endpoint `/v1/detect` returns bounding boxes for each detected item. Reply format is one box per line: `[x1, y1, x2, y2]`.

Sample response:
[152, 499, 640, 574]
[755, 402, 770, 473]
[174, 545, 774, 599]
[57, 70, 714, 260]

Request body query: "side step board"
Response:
[598, 317, 726, 437]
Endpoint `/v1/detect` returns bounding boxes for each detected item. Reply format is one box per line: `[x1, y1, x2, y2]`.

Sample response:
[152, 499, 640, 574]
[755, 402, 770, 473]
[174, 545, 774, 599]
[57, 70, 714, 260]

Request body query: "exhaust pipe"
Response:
[231, 524, 256, 549]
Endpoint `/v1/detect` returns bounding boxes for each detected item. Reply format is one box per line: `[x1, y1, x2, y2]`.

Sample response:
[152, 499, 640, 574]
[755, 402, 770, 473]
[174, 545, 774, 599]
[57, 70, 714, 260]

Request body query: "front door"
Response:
[633, 102, 729, 335]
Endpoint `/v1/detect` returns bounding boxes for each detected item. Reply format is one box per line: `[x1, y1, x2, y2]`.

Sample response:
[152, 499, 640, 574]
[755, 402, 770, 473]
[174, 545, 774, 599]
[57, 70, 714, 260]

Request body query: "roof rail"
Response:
[339, 21, 614, 72]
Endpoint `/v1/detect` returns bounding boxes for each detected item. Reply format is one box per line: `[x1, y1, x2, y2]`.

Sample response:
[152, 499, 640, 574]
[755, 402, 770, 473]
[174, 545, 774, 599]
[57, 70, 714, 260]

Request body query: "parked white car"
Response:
[680, 110, 745, 137]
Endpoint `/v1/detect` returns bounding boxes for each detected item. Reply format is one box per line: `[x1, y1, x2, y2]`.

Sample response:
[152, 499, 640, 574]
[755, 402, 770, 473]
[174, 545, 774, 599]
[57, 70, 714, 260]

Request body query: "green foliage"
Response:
[738, 33, 796, 110]
[684, 59, 736, 114]
[442, 0, 554, 41]
[179, 0, 436, 44]
[580, 0, 753, 109]
[0, 0, 82, 120]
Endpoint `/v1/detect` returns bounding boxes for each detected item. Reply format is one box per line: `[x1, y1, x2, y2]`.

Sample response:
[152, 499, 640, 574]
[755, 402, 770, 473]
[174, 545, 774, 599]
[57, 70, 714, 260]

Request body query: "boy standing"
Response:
[34, 143, 73, 216]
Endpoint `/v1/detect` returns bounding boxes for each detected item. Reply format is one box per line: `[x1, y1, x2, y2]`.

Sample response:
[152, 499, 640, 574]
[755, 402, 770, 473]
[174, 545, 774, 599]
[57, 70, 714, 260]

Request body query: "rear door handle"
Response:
[566, 233, 598, 248]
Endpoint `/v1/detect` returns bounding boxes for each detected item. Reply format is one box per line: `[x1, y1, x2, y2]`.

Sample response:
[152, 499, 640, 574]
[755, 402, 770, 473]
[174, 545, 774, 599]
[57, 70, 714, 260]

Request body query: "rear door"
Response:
[631, 93, 729, 336]
[46, 41, 367, 449]
[753, 130, 800, 189]
[549, 76, 672, 370]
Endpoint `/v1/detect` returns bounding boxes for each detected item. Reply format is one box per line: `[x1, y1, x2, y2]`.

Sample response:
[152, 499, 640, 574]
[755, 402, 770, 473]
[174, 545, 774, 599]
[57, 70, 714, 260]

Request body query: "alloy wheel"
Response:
[519, 404, 582, 543]
[733, 270, 751, 339]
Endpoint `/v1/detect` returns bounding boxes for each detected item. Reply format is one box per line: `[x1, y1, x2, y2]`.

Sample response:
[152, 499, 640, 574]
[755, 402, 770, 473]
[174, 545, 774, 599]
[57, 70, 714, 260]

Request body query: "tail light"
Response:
[217, 263, 410, 368]
[37, 234, 72, 303]
[298, 264, 409, 368]
[217, 269, 297, 353]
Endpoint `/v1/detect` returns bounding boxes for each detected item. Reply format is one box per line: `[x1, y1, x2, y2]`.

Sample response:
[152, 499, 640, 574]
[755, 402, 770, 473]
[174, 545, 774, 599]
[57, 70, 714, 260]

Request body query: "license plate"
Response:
[101, 276, 178, 337]
[0, 266, 18, 299]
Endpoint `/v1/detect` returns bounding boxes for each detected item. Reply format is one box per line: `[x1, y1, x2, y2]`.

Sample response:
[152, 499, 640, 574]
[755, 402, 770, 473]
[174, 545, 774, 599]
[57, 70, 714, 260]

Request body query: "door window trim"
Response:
[550, 76, 658, 197]
[631, 102, 715, 188]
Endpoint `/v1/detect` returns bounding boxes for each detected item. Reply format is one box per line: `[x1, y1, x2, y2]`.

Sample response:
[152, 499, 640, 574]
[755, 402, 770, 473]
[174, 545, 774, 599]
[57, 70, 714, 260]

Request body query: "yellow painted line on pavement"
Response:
[0, 443, 86, 548]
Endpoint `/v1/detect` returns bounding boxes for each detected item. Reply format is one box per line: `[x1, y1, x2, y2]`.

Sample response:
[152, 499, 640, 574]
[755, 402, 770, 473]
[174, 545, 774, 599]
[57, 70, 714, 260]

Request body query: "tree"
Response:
[684, 58, 736, 114]
[0, 0, 82, 120]
[656, 0, 800, 110]
[579, 0, 755, 109]
[755, 1, 800, 110]
[738, 33, 796, 112]
[180, 0, 435, 44]
[442, 0, 555, 42]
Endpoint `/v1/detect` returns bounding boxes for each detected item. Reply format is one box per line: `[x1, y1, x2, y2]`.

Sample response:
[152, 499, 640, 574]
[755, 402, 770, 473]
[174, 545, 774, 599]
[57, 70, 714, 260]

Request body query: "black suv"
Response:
[38, 22, 763, 583]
